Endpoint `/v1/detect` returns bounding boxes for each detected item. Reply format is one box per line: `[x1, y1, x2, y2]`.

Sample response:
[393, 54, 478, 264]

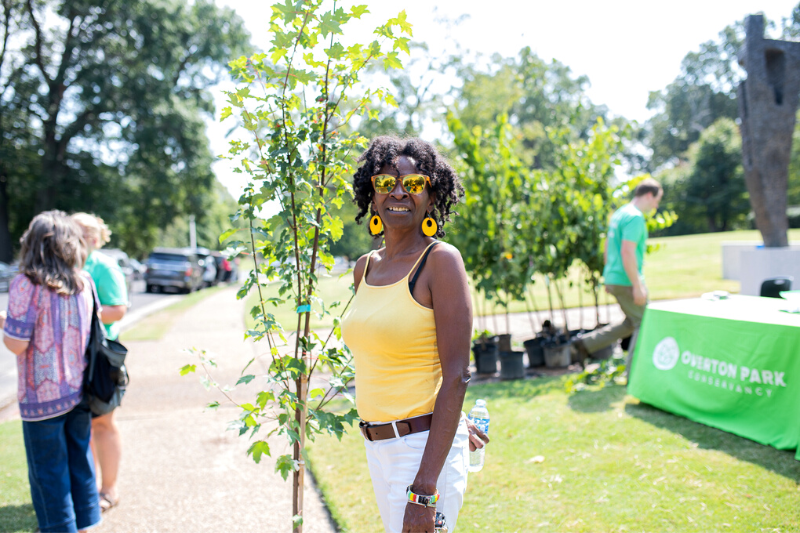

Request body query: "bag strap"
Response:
[408, 241, 440, 295]
[84, 281, 102, 388]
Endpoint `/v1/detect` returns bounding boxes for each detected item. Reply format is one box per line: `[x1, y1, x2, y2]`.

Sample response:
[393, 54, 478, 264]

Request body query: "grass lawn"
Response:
[0, 421, 37, 533]
[120, 285, 227, 342]
[307, 378, 800, 532]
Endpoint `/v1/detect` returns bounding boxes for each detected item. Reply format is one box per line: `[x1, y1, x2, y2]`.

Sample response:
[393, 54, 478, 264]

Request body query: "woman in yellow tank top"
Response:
[342, 137, 488, 533]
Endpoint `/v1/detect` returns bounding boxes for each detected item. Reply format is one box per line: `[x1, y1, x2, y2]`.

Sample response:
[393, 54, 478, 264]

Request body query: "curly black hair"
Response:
[352, 136, 464, 238]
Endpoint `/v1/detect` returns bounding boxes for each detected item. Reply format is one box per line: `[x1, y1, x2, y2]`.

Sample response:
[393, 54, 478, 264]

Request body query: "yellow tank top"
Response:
[341, 242, 442, 423]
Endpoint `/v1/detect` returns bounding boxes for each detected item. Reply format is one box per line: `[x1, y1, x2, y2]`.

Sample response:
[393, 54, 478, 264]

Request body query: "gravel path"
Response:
[95, 286, 336, 533]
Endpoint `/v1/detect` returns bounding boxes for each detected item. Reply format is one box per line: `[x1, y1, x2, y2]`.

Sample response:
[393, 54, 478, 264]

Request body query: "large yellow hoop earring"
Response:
[369, 214, 383, 235]
[422, 216, 438, 237]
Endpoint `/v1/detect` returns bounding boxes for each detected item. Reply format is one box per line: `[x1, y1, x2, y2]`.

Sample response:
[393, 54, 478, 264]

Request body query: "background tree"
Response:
[645, 23, 743, 171]
[0, 0, 250, 259]
[455, 47, 607, 171]
[447, 113, 529, 331]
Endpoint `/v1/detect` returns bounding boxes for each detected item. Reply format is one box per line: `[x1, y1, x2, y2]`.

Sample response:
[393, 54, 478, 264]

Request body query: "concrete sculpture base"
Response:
[738, 247, 800, 296]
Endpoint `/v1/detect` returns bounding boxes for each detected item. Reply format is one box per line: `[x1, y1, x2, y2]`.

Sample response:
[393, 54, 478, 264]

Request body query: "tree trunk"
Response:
[738, 15, 800, 248]
[0, 171, 13, 263]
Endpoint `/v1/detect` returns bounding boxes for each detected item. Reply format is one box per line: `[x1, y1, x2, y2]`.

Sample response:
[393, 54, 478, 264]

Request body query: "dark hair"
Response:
[19, 210, 87, 296]
[633, 177, 663, 198]
[352, 136, 464, 238]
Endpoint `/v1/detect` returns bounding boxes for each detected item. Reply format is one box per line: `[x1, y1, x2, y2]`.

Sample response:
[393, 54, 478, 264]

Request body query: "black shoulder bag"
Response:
[84, 284, 129, 416]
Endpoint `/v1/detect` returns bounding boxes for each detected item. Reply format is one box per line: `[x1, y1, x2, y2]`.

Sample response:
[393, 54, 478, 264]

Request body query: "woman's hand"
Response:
[402, 503, 436, 532]
[0, 310, 6, 330]
[466, 417, 490, 452]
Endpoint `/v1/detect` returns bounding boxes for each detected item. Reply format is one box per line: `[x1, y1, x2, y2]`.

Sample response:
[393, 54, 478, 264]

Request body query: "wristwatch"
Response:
[406, 485, 439, 508]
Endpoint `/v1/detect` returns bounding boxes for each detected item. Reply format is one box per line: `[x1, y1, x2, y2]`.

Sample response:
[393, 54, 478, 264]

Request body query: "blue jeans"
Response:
[22, 398, 102, 533]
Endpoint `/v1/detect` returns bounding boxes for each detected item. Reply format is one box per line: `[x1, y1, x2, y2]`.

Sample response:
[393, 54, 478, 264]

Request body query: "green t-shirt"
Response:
[603, 203, 647, 287]
[84, 251, 128, 340]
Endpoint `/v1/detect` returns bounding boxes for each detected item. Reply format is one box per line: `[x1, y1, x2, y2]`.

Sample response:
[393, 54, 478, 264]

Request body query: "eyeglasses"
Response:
[371, 174, 431, 195]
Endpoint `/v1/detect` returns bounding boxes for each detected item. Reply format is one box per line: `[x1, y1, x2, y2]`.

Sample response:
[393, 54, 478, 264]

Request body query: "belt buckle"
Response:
[359, 420, 374, 442]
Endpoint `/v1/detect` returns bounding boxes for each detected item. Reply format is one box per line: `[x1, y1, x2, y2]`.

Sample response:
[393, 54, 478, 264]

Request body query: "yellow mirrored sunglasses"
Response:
[371, 174, 431, 195]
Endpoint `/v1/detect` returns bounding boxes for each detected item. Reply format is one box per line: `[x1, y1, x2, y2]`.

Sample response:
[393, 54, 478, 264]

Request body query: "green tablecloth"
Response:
[628, 295, 800, 459]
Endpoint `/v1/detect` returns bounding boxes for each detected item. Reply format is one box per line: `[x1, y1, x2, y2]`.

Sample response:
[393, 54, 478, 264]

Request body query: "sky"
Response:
[209, 0, 800, 198]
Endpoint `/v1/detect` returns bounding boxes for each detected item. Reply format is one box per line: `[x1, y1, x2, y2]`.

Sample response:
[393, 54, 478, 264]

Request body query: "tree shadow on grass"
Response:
[567, 384, 627, 413]
[0, 503, 37, 533]
[626, 401, 800, 482]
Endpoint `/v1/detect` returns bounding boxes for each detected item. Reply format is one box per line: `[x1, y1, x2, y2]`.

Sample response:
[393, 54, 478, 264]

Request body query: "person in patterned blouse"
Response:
[0, 210, 102, 533]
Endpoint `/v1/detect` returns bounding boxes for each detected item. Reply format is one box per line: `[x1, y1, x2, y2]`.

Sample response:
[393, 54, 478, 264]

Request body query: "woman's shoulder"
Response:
[429, 241, 463, 263]
[8, 273, 36, 298]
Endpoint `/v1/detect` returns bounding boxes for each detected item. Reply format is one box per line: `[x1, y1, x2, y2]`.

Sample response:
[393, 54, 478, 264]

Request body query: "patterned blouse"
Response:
[4, 273, 96, 421]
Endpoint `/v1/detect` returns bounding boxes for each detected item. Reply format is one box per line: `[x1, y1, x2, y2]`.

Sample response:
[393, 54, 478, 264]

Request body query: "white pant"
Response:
[364, 417, 469, 532]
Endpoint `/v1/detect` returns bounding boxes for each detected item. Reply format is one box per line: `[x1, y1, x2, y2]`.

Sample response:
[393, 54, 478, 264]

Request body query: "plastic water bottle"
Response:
[468, 399, 490, 473]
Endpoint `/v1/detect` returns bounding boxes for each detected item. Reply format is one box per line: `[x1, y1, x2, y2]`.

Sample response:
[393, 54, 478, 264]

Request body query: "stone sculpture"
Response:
[738, 14, 800, 247]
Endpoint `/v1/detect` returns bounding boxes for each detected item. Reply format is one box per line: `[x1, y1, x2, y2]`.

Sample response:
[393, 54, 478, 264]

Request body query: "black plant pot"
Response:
[543, 339, 571, 368]
[472, 342, 498, 374]
[499, 351, 525, 380]
[523, 337, 545, 367]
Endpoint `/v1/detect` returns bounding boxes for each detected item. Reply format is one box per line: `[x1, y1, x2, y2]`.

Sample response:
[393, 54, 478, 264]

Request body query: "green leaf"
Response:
[220, 106, 233, 121]
[248, 441, 271, 464]
[319, 11, 342, 37]
[205, 401, 220, 411]
[275, 454, 295, 481]
[350, 5, 369, 18]
[324, 42, 345, 60]
[236, 374, 256, 386]
[270, 48, 289, 65]
[382, 52, 402, 71]
[389, 10, 413, 36]
[179, 364, 196, 376]
[292, 515, 303, 528]
[393, 37, 410, 55]
[219, 227, 242, 243]
[256, 391, 275, 409]
[309, 388, 325, 399]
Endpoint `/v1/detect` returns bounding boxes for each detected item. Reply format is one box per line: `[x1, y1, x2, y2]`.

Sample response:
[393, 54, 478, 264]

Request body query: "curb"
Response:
[118, 294, 185, 332]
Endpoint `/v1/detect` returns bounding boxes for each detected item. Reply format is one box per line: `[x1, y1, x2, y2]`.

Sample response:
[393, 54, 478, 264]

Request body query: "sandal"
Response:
[99, 492, 119, 513]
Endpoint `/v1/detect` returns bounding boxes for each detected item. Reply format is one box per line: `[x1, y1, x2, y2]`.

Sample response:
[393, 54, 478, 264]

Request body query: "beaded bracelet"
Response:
[406, 485, 439, 508]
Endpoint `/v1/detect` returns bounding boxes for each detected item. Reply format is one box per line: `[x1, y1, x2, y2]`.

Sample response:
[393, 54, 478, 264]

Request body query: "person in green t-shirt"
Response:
[573, 178, 663, 378]
[73, 213, 128, 512]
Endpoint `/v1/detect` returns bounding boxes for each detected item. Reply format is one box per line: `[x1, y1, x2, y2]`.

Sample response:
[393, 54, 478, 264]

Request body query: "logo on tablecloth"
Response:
[652, 337, 680, 370]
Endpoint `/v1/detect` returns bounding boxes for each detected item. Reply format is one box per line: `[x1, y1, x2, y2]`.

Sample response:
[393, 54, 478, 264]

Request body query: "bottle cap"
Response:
[475, 399, 486, 407]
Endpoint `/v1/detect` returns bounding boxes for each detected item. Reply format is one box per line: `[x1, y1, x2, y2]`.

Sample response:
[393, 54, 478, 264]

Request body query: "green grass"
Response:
[0, 421, 37, 533]
[307, 378, 800, 533]
[121, 285, 227, 342]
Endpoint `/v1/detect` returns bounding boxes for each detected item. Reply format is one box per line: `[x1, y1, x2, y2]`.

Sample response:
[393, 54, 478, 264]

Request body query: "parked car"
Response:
[144, 248, 203, 293]
[0, 261, 18, 292]
[97, 248, 134, 302]
[195, 248, 218, 288]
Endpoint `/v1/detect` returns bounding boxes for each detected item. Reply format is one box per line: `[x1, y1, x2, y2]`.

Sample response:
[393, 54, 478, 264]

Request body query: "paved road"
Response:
[0, 279, 176, 409]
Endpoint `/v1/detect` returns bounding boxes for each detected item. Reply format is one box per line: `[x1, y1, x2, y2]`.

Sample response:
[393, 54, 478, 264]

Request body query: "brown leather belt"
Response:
[359, 413, 433, 442]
